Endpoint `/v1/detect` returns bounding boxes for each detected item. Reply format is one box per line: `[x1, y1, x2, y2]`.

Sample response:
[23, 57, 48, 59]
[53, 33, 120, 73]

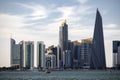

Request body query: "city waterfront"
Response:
[0, 70, 120, 80]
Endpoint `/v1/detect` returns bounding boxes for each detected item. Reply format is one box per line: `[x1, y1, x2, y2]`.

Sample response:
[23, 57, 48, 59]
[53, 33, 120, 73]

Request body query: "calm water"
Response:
[0, 70, 120, 80]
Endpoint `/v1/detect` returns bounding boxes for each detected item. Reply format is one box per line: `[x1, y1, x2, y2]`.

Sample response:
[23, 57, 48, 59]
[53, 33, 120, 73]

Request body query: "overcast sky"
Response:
[0, 0, 120, 67]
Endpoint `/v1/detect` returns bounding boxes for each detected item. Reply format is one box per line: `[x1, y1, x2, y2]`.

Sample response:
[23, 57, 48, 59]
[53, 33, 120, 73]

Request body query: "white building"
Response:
[113, 41, 120, 67]
[45, 49, 56, 69]
[20, 41, 34, 70]
[63, 50, 71, 68]
[37, 41, 45, 69]
[10, 38, 20, 67]
[57, 45, 60, 69]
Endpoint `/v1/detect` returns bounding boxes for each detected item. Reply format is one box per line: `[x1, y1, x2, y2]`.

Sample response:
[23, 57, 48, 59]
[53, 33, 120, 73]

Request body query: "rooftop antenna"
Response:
[10, 33, 12, 39]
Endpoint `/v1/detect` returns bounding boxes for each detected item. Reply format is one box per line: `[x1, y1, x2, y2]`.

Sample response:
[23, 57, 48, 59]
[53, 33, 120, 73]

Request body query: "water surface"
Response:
[0, 70, 120, 80]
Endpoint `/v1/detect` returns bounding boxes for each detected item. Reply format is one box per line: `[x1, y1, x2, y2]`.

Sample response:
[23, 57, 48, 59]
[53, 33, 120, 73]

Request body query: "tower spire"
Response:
[97, 8, 99, 11]
[61, 19, 67, 26]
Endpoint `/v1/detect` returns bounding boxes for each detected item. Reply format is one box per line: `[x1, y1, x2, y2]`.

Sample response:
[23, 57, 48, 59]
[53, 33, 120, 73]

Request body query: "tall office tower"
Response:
[80, 38, 92, 69]
[113, 41, 120, 67]
[68, 40, 74, 68]
[59, 20, 68, 67]
[37, 41, 45, 69]
[10, 38, 20, 67]
[45, 49, 56, 69]
[91, 9, 106, 69]
[20, 41, 34, 70]
[63, 50, 71, 68]
[72, 41, 81, 68]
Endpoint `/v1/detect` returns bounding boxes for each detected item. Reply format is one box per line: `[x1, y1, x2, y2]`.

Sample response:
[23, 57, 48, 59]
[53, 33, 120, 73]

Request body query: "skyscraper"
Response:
[37, 41, 45, 69]
[59, 20, 68, 67]
[113, 41, 120, 67]
[63, 50, 71, 68]
[20, 41, 34, 70]
[68, 40, 74, 68]
[80, 38, 92, 69]
[72, 41, 81, 68]
[90, 9, 106, 69]
[10, 38, 20, 67]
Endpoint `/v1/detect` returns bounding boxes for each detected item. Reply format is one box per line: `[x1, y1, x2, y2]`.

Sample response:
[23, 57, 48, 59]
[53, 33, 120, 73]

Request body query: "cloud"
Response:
[75, 5, 93, 15]
[0, 13, 28, 28]
[16, 3, 48, 20]
[104, 23, 118, 29]
[77, 0, 89, 4]
[0, 13, 35, 41]
[56, 6, 74, 20]
[55, 5, 93, 23]
[0, 11, 60, 47]
[69, 29, 93, 40]
[104, 29, 120, 40]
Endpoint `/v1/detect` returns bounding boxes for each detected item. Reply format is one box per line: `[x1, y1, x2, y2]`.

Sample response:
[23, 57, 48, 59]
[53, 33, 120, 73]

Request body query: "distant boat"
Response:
[46, 68, 51, 73]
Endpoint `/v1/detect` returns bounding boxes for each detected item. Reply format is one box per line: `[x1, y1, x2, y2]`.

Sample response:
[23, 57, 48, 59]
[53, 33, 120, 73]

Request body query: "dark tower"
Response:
[59, 20, 68, 67]
[90, 9, 106, 69]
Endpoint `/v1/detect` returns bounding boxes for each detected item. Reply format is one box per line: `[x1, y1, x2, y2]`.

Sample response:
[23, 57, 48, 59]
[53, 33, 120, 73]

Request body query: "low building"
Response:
[45, 49, 56, 69]
[113, 41, 120, 68]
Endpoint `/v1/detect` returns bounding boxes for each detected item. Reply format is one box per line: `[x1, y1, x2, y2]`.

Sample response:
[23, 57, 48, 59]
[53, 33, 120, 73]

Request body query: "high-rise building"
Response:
[90, 9, 106, 69]
[63, 50, 71, 68]
[72, 41, 81, 68]
[37, 41, 45, 69]
[80, 38, 92, 69]
[20, 41, 34, 70]
[59, 20, 68, 67]
[68, 40, 74, 68]
[10, 38, 20, 67]
[113, 41, 120, 67]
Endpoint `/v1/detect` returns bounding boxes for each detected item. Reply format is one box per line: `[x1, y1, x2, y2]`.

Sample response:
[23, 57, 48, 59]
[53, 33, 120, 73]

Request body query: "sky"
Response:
[0, 0, 120, 67]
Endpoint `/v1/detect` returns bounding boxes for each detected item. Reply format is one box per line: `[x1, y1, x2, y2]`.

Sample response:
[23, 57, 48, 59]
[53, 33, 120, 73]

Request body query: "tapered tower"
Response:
[91, 9, 106, 69]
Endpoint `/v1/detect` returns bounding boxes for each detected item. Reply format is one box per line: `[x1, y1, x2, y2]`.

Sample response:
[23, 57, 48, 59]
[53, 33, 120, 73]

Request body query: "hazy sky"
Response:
[0, 0, 120, 67]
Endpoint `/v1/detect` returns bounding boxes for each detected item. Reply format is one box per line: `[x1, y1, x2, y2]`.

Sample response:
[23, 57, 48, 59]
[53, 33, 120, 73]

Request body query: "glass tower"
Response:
[59, 20, 68, 67]
[20, 41, 34, 70]
[37, 41, 45, 69]
[90, 9, 106, 69]
[113, 41, 120, 67]
[10, 38, 20, 67]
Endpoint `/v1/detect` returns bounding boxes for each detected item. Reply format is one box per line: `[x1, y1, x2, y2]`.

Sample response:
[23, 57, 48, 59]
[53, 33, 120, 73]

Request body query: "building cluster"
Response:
[11, 40, 34, 70]
[10, 9, 107, 70]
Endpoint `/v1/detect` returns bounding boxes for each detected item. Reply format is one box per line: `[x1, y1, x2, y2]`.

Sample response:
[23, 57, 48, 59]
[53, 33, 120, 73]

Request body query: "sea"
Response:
[0, 70, 120, 80]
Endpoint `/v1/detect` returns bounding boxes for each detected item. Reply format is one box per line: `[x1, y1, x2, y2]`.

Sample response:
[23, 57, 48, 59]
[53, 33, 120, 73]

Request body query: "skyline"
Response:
[0, 0, 120, 67]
